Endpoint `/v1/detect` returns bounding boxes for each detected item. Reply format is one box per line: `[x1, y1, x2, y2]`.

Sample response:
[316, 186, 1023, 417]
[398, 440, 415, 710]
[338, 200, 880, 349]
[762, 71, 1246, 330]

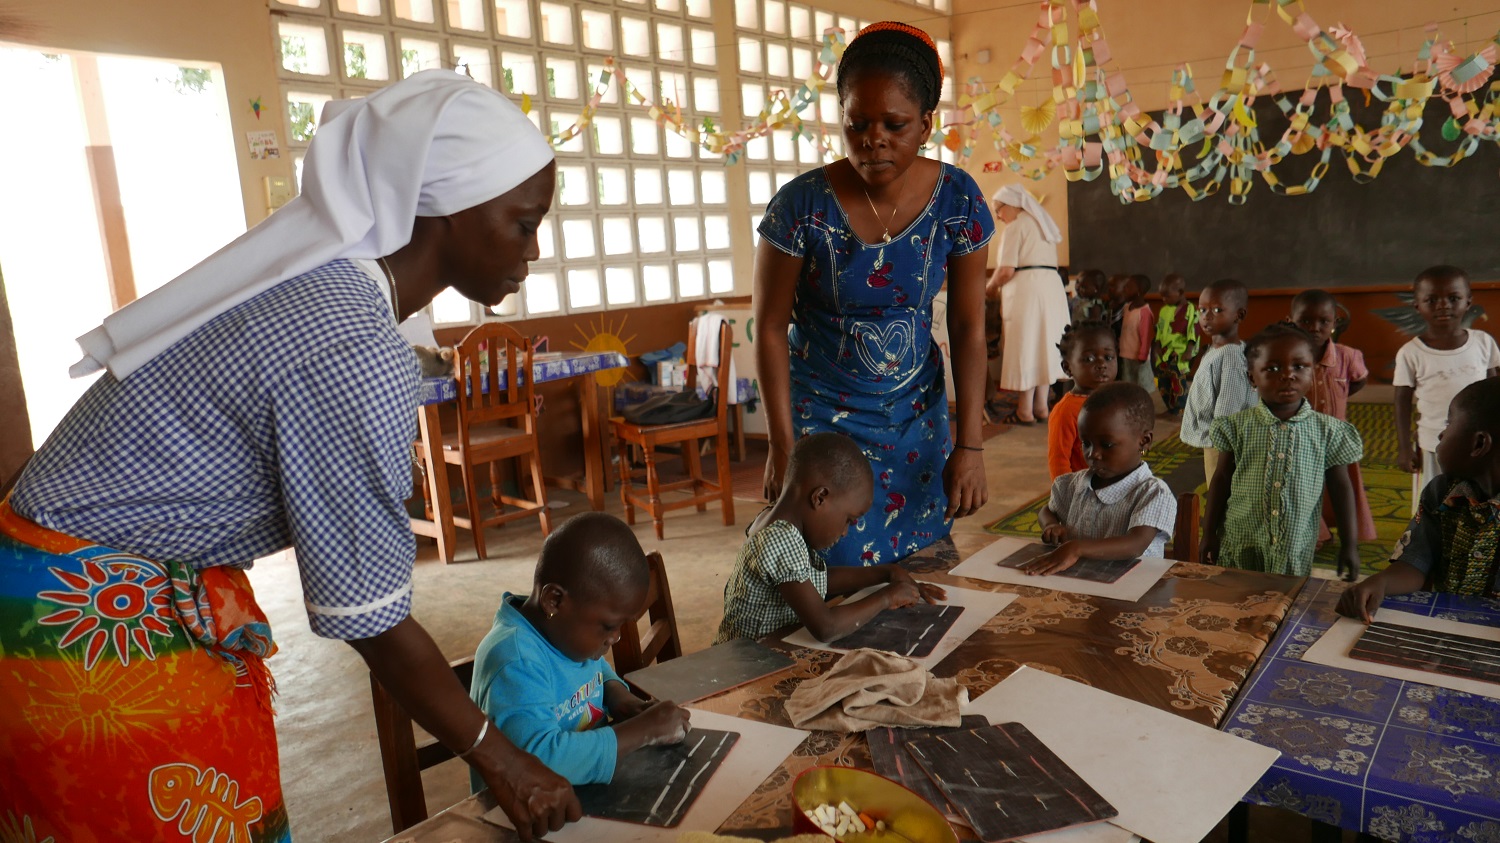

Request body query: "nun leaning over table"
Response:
[1, 71, 578, 842]
[986, 184, 1070, 426]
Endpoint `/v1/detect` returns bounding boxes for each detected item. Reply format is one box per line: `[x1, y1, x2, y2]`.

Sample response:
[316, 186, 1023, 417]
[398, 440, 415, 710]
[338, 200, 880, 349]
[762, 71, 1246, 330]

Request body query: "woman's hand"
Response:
[763, 443, 789, 502]
[943, 447, 987, 519]
[474, 732, 583, 841]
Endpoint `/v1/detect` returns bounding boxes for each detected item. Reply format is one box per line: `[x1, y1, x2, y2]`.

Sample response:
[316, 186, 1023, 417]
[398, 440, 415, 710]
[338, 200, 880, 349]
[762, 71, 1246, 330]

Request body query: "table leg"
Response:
[1311, 819, 1343, 843]
[416, 405, 457, 563]
[578, 376, 605, 511]
[1225, 802, 1249, 843]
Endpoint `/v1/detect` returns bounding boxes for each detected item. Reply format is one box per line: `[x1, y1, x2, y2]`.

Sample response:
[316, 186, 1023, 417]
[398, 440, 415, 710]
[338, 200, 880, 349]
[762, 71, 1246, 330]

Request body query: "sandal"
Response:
[999, 411, 1037, 426]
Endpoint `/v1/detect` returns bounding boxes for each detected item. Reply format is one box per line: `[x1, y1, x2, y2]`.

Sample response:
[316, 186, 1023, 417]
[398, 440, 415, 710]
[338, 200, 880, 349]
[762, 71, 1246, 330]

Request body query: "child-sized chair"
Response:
[611, 550, 683, 677]
[611, 318, 735, 539]
[418, 322, 552, 559]
[369, 657, 475, 833]
[1170, 491, 1200, 562]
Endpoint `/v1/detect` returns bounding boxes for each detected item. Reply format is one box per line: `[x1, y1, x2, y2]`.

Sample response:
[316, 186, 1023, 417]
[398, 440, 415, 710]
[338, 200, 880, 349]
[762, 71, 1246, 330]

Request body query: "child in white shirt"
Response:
[1393, 265, 1500, 514]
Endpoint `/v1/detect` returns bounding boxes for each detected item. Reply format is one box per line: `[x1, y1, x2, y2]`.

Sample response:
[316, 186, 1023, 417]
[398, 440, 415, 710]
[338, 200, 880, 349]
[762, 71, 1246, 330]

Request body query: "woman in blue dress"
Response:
[754, 22, 994, 566]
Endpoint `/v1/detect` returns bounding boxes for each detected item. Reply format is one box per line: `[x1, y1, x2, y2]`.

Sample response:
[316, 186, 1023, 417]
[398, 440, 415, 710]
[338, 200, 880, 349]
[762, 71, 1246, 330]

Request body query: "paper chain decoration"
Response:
[539, 0, 1500, 202]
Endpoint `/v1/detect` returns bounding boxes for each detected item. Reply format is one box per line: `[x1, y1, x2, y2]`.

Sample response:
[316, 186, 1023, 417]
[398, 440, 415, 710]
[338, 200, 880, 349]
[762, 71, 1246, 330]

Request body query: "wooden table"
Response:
[383, 544, 1303, 841]
[410, 351, 628, 563]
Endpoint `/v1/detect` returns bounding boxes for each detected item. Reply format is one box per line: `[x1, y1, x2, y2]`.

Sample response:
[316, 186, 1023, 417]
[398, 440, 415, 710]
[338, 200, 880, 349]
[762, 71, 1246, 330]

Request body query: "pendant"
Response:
[882, 232, 891, 243]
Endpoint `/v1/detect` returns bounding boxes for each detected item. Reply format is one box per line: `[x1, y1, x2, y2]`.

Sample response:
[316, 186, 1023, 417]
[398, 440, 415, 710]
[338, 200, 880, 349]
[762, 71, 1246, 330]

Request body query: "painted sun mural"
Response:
[570, 314, 635, 386]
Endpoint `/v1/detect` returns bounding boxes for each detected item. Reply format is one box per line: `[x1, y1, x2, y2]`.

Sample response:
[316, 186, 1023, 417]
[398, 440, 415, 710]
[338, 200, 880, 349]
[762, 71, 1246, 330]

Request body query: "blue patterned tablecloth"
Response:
[1222, 578, 1500, 841]
[418, 351, 629, 405]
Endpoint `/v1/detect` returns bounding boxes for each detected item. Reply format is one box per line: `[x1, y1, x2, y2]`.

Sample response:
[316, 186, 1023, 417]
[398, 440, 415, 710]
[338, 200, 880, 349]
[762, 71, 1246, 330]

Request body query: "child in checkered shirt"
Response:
[1201, 324, 1364, 579]
[715, 432, 945, 644]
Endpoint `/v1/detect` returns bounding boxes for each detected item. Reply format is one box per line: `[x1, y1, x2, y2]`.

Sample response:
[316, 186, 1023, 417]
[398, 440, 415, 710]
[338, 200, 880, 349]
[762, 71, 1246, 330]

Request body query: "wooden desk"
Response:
[410, 351, 628, 563]
[383, 548, 1302, 840]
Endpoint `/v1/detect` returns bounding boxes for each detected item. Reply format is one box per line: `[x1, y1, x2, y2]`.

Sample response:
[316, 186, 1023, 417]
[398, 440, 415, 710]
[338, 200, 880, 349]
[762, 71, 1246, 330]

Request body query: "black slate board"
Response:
[906, 723, 1117, 841]
[624, 638, 795, 704]
[868, 716, 990, 814]
[574, 728, 739, 827]
[1349, 621, 1500, 685]
[828, 602, 965, 658]
[996, 543, 1141, 584]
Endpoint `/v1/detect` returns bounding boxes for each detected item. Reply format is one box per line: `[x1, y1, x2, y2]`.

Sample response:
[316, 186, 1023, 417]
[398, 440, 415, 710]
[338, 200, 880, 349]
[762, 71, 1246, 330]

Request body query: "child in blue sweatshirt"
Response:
[470, 513, 691, 787]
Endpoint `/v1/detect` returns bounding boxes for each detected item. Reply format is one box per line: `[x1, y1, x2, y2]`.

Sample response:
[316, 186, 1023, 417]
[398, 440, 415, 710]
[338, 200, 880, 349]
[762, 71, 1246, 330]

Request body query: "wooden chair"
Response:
[417, 322, 552, 559]
[611, 318, 735, 540]
[1170, 491, 1201, 562]
[370, 657, 475, 834]
[612, 550, 683, 677]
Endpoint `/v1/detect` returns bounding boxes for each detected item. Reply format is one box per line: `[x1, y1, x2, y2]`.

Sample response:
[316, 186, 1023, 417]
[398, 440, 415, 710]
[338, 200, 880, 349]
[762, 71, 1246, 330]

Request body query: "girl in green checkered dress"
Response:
[1201, 324, 1365, 579]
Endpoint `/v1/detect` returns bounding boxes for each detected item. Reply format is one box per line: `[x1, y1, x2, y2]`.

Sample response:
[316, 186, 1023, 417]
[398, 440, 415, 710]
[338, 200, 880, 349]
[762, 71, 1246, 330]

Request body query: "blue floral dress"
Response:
[759, 163, 995, 566]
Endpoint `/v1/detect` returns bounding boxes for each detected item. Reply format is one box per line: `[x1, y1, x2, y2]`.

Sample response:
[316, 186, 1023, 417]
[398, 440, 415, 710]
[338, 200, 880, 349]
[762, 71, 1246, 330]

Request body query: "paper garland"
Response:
[535, 1, 1500, 203]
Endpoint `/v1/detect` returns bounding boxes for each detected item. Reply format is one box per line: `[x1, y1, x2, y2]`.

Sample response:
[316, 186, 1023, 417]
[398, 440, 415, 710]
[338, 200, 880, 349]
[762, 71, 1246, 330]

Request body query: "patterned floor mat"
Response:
[984, 401, 1409, 575]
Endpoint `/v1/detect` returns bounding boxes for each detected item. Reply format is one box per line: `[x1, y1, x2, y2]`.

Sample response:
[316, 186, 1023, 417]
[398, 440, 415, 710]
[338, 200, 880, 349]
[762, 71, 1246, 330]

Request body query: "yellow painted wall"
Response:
[949, 0, 1500, 266]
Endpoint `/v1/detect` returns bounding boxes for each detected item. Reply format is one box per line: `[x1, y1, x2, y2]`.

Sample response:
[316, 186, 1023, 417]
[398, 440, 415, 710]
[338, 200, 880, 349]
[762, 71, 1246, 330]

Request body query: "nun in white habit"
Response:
[985, 184, 1070, 424]
[5, 70, 579, 841]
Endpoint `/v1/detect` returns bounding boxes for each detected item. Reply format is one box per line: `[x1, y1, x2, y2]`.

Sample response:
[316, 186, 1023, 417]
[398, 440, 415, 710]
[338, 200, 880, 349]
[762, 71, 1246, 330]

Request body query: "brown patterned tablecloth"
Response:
[386, 551, 1303, 842]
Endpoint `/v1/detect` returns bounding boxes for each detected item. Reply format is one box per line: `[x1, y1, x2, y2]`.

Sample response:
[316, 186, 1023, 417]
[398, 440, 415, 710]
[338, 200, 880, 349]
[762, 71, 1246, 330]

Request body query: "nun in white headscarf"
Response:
[7, 70, 582, 841]
[986, 184, 1069, 424]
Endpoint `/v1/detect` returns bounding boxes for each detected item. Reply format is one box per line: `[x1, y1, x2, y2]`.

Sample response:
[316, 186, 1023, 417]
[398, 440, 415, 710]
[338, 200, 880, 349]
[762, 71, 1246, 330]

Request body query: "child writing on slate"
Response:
[1200, 324, 1364, 579]
[715, 432, 944, 644]
[1339, 377, 1500, 620]
[1115, 274, 1155, 394]
[1152, 273, 1201, 417]
[1290, 288, 1376, 545]
[1023, 382, 1177, 576]
[470, 513, 691, 787]
[1180, 278, 1258, 481]
[1048, 322, 1118, 479]
[1394, 265, 1500, 515]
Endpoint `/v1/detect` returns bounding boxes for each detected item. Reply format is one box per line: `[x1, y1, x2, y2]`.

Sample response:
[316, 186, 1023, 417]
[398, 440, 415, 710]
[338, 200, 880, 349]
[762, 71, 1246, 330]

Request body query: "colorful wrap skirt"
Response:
[0, 501, 290, 842]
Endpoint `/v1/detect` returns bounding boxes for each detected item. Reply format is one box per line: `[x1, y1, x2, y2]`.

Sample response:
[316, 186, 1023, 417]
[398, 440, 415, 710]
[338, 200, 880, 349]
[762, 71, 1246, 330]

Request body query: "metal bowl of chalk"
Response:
[791, 766, 958, 843]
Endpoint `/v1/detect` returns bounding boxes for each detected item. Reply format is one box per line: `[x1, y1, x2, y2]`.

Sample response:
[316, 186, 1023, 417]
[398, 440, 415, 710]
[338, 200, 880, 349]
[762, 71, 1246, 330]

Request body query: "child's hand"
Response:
[633, 701, 691, 747]
[1019, 542, 1080, 575]
[1198, 535, 1220, 566]
[610, 693, 654, 721]
[880, 580, 925, 609]
[1336, 575, 1385, 623]
[888, 568, 947, 603]
[1336, 547, 1361, 583]
[1040, 523, 1069, 545]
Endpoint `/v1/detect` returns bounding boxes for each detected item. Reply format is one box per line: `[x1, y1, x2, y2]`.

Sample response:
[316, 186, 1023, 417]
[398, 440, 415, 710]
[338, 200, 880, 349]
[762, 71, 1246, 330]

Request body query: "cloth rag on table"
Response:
[694, 312, 739, 404]
[785, 649, 965, 732]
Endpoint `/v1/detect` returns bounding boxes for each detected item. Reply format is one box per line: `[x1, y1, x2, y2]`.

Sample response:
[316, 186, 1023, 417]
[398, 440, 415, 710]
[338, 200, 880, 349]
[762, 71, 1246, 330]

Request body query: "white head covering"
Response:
[992, 184, 1063, 245]
[71, 69, 555, 380]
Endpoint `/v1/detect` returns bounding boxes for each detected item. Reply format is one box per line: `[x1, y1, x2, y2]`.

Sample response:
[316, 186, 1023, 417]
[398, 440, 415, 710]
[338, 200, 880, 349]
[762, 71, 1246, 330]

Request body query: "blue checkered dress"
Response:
[10, 260, 420, 640]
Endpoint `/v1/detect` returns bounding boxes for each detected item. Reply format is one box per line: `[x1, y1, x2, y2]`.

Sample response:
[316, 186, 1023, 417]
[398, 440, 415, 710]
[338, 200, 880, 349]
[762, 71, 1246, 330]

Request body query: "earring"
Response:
[548, 611, 556, 618]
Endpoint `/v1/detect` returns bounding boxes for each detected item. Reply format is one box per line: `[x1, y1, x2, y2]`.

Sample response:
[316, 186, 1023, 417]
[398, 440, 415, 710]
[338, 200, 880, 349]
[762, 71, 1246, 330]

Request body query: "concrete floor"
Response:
[250, 402, 1365, 842]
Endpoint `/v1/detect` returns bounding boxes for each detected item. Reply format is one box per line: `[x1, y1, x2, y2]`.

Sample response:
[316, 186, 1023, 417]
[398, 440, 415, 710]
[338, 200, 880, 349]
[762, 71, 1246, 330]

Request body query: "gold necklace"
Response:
[376, 256, 400, 318]
[861, 185, 900, 243]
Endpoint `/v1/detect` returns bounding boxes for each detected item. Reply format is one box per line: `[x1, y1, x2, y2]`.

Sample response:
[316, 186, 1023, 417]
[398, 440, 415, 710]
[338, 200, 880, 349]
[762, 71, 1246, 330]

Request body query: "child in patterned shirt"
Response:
[1151, 273, 1201, 416]
[1201, 324, 1364, 579]
[715, 432, 944, 643]
[1339, 377, 1500, 620]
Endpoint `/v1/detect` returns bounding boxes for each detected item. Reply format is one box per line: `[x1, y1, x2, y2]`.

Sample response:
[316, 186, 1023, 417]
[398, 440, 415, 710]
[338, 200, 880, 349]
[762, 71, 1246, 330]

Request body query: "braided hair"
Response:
[1244, 322, 1318, 365]
[836, 22, 944, 114]
[1057, 320, 1116, 363]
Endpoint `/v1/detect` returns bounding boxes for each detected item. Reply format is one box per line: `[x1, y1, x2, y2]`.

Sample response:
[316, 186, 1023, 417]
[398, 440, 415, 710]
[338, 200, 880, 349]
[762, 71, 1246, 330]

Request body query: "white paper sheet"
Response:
[1302, 608, 1500, 701]
[479, 709, 807, 842]
[781, 584, 1016, 668]
[950, 536, 1174, 603]
[963, 667, 1279, 843]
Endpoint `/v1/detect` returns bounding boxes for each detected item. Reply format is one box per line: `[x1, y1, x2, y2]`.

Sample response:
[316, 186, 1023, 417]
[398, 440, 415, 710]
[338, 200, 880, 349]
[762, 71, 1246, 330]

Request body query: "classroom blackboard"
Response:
[1065, 93, 1500, 289]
